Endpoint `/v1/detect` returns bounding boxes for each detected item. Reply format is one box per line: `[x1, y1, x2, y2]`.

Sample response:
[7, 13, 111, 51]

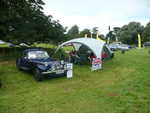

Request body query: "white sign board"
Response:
[67, 63, 73, 78]
[91, 58, 102, 71]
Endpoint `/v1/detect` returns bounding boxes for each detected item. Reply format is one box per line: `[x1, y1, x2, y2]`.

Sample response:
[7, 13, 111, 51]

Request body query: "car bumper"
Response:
[42, 69, 67, 75]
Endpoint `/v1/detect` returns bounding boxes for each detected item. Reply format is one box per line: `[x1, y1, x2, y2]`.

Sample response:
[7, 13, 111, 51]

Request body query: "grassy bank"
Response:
[0, 47, 150, 113]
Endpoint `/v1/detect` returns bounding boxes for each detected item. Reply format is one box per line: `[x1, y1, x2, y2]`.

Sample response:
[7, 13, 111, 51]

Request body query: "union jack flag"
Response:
[92, 58, 101, 66]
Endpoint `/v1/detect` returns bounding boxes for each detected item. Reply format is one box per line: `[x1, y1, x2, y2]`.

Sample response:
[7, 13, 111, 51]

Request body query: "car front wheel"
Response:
[34, 68, 43, 81]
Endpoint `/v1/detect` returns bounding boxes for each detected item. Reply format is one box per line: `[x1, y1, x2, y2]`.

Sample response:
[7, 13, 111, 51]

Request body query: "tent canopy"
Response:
[54, 38, 106, 58]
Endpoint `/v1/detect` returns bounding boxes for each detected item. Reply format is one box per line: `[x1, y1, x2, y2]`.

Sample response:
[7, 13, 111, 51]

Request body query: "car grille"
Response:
[53, 62, 61, 70]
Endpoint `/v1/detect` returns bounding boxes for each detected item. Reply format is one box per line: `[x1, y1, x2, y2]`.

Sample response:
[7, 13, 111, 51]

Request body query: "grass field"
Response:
[0, 46, 150, 113]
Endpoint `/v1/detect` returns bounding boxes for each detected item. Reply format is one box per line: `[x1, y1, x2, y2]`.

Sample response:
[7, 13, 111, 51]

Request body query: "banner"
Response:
[91, 58, 102, 71]
[67, 63, 73, 78]
[96, 31, 100, 39]
[96, 31, 106, 42]
[138, 34, 141, 49]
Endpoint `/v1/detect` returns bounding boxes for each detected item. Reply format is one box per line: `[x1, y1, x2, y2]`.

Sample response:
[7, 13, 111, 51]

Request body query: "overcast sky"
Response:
[43, 0, 150, 35]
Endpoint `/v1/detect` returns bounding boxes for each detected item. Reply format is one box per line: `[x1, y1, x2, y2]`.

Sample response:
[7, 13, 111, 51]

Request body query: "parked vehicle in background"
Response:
[109, 42, 122, 51]
[120, 44, 129, 50]
[0, 40, 5, 44]
[66, 43, 72, 46]
[109, 42, 129, 51]
[19, 43, 27, 47]
[8, 43, 16, 47]
[128, 45, 136, 49]
[144, 42, 150, 47]
[109, 44, 117, 51]
[16, 49, 70, 81]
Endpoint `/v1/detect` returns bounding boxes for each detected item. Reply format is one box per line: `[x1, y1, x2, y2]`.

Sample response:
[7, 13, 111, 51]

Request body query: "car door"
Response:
[21, 52, 31, 70]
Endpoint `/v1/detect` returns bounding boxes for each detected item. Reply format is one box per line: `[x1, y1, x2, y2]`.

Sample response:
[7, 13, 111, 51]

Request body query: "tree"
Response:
[113, 27, 120, 36]
[0, 0, 66, 46]
[0, 0, 32, 43]
[67, 25, 79, 40]
[78, 29, 90, 37]
[117, 22, 144, 44]
[92, 27, 98, 38]
[143, 22, 150, 42]
[50, 20, 67, 44]
[117, 25, 132, 44]
[99, 34, 105, 40]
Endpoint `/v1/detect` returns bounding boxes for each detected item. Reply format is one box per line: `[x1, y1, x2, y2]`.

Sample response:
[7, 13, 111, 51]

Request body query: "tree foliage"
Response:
[117, 22, 144, 44]
[78, 29, 90, 37]
[67, 25, 79, 40]
[0, 0, 66, 46]
[92, 27, 98, 38]
[143, 22, 150, 42]
[113, 27, 120, 36]
[99, 34, 104, 40]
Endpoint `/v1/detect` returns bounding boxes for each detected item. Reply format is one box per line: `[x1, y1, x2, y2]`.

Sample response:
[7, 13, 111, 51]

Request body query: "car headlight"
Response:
[60, 60, 64, 65]
[44, 62, 49, 66]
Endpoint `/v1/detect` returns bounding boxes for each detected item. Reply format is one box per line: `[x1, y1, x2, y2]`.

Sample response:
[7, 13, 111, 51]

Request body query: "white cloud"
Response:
[43, 0, 150, 35]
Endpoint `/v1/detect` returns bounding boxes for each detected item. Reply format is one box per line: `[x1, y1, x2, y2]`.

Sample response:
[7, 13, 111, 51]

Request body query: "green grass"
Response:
[0, 43, 9, 47]
[0, 48, 150, 113]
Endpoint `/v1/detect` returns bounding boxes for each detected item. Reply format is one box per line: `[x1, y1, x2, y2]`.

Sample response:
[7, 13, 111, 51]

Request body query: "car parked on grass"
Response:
[66, 43, 72, 46]
[16, 49, 70, 81]
[120, 44, 129, 51]
[144, 41, 150, 47]
[8, 43, 16, 47]
[109, 44, 117, 51]
[19, 43, 27, 47]
[109, 42, 129, 51]
[0, 40, 5, 44]
[128, 45, 136, 49]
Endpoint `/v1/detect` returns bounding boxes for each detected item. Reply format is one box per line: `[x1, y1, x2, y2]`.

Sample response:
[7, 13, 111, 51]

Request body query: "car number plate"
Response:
[56, 70, 64, 74]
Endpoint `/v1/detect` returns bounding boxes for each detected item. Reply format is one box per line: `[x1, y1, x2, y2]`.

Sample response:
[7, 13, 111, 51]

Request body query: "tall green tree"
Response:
[67, 25, 79, 40]
[143, 22, 150, 42]
[0, 0, 66, 46]
[117, 22, 144, 44]
[92, 27, 98, 38]
[117, 25, 132, 44]
[0, 0, 31, 43]
[113, 27, 120, 36]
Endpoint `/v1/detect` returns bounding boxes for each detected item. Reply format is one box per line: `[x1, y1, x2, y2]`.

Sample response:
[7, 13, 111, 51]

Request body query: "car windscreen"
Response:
[28, 51, 49, 59]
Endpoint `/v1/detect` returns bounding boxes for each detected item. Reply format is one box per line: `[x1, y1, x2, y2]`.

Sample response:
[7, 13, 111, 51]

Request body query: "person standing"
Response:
[102, 52, 107, 61]
[91, 53, 96, 61]
[75, 51, 80, 65]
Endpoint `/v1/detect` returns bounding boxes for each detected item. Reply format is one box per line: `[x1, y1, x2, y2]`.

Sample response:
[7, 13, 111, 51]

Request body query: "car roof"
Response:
[24, 49, 46, 52]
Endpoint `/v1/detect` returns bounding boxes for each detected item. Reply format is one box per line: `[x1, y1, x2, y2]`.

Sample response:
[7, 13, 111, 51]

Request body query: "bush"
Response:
[0, 47, 55, 61]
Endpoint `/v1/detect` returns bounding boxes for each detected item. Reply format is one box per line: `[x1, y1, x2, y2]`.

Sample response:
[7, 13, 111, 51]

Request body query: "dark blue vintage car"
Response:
[16, 49, 69, 81]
